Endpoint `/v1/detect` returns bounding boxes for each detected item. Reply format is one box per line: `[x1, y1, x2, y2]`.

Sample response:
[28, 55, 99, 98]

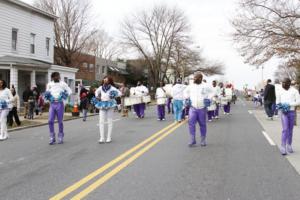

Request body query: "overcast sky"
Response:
[22, 0, 277, 89]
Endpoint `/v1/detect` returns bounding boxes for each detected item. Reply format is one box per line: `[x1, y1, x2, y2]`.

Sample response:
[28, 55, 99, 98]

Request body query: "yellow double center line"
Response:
[50, 121, 186, 200]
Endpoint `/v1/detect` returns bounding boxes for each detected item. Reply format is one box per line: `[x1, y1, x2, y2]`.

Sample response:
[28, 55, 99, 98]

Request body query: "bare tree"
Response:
[274, 64, 298, 81]
[121, 5, 190, 88]
[85, 29, 121, 60]
[35, 0, 97, 66]
[231, 0, 300, 66]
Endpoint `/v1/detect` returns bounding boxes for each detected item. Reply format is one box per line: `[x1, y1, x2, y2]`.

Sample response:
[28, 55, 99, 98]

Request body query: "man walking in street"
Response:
[264, 79, 276, 120]
[184, 72, 210, 147]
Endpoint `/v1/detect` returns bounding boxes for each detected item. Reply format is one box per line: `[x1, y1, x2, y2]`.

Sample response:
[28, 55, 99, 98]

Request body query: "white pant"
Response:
[99, 108, 113, 141]
[0, 109, 9, 140]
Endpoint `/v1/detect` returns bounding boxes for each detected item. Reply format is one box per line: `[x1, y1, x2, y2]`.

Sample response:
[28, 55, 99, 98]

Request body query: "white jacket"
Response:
[0, 88, 13, 103]
[171, 84, 186, 100]
[184, 83, 210, 109]
[46, 81, 72, 100]
[156, 87, 167, 99]
[276, 87, 300, 110]
[95, 85, 121, 101]
[135, 85, 149, 97]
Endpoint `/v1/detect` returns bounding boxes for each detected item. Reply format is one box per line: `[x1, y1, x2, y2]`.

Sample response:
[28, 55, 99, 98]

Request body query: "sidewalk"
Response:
[252, 109, 300, 175]
[8, 112, 97, 132]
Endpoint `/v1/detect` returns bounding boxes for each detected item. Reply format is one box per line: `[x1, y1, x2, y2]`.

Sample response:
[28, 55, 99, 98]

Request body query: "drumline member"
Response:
[276, 78, 300, 155]
[134, 81, 149, 119]
[45, 72, 72, 145]
[156, 81, 167, 121]
[212, 80, 221, 119]
[171, 78, 186, 123]
[0, 80, 13, 141]
[224, 84, 233, 115]
[94, 76, 121, 143]
[207, 81, 219, 122]
[184, 72, 210, 147]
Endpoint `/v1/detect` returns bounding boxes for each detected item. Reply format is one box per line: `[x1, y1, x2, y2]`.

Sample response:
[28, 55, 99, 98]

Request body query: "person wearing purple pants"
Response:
[134, 81, 149, 119]
[276, 78, 300, 155]
[46, 72, 72, 145]
[184, 72, 210, 147]
[156, 81, 167, 121]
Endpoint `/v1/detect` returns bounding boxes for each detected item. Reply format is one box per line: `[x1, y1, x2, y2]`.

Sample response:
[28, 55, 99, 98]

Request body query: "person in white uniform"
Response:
[95, 76, 121, 143]
[0, 80, 13, 141]
[276, 78, 300, 155]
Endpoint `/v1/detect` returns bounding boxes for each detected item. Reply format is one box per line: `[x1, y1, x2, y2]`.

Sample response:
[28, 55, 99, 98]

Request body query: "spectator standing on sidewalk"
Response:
[80, 90, 89, 121]
[274, 79, 282, 117]
[276, 78, 300, 155]
[7, 87, 21, 126]
[264, 79, 276, 120]
[22, 86, 33, 118]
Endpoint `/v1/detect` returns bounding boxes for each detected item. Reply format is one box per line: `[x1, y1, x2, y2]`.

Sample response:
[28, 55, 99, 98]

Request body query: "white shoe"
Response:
[162, 118, 166, 121]
[208, 120, 212, 122]
[98, 138, 105, 143]
[106, 138, 112, 143]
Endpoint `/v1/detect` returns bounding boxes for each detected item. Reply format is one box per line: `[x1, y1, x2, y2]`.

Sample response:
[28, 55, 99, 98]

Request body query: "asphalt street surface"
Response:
[0, 101, 300, 200]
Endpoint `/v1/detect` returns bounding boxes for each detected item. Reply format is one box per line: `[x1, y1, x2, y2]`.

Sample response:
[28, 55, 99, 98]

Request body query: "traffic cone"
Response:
[72, 103, 80, 117]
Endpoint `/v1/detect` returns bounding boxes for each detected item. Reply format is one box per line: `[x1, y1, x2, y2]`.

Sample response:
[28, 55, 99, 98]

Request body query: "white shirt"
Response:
[184, 83, 210, 109]
[0, 88, 13, 103]
[276, 87, 300, 110]
[210, 86, 221, 98]
[171, 84, 186, 100]
[135, 85, 149, 97]
[156, 87, 167, 99]
[275, 83, 282, 100]
[95, 85, 121, 101]
[46, 81, 72, 100]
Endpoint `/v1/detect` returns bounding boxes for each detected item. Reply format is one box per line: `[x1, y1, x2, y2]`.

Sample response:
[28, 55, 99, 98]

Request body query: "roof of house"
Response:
[5, 0, 57, 20]
[0, 56, 51, 68]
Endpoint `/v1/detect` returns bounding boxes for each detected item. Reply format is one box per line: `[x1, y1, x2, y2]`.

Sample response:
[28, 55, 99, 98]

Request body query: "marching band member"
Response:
[45, 72, 72, 145]
[134, 81, 149, 119]
[184, 73, 210, 147]
[212, 80, 221, 119]
[0, 80, 13, 141]
[207, 81, 219, 122]
[94, 76, 121, 143]
[156, 81, 167, 121]
[171, 78, 186, 123]
[223, 84, 233, 115]
[276, 78, 300, 155]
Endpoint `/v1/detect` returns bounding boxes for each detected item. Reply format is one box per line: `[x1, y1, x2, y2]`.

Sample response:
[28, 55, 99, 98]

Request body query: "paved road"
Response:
[0, 101, 299, 200]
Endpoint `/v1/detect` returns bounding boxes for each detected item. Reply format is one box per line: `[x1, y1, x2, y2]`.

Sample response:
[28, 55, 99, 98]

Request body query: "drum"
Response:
[142, 95, 151, 103]
[124, 97, 142, 106]
[207, 102, 216, 111]
[157, 97, 167, 105]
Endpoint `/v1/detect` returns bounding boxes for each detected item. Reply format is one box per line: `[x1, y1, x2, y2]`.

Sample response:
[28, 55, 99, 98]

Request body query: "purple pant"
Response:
[167, 98, 173, 114]
[134, 103, 145, 118]
[157, 105, 165, 120]
[214, 104, 219, 117]
[48, 102, 64, 140]
[224, 103, 231, 113]
[281, 111, 295, 146]
[188, 107, 207, 143]
[182, 106, 190, 119]
[207, 111, 215, 120]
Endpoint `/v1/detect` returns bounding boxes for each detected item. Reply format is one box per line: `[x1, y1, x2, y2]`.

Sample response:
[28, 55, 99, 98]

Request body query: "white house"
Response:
[0, 0, 77, 102]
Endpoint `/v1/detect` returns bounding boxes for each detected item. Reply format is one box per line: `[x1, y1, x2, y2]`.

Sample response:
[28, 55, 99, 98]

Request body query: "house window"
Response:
[12, 28, 18, 51]
[89, 64, 94, 72]
[102, 66, 105, 74]
[97, 65, 100, 74]
[82, 62, 88, 69]
[46, 38, 50, 56]
[30, 33, 36, 54]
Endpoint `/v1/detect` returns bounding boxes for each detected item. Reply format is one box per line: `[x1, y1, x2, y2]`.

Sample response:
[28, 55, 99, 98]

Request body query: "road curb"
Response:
[8, 113, 98, 133]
